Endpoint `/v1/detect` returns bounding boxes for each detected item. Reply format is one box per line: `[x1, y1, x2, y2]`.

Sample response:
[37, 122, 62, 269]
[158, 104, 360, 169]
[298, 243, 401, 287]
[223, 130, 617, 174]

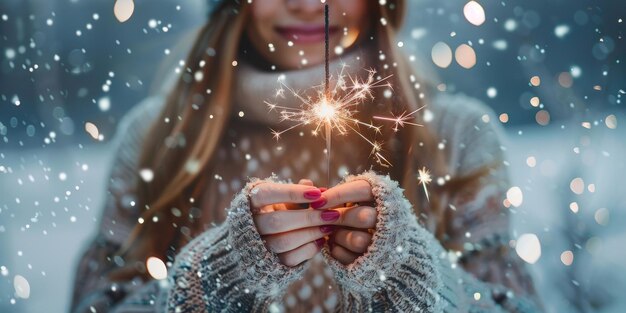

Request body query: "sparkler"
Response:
[266, 62, 394, 175]
[266, 3, 430, 190]
[324, 4, 331, 185]
[266, 4, 393, 184]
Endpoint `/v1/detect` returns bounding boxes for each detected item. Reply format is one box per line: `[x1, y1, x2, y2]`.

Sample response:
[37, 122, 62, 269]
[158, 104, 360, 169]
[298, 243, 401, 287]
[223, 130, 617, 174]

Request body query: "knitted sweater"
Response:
[166, 171, 540, 312]
[70, 93, 541, 313]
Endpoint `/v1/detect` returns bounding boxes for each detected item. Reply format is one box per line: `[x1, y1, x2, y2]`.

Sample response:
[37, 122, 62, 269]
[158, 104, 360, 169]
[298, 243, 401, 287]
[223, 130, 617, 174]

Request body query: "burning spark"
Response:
[417, 167, 432, 202]
[373, 108, 424, 132]
[266, 64, 395, 167]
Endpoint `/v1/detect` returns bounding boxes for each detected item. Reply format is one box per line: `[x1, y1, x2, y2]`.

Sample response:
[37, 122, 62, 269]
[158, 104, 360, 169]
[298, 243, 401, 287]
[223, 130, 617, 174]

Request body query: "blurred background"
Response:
[0, 0, 624, 312]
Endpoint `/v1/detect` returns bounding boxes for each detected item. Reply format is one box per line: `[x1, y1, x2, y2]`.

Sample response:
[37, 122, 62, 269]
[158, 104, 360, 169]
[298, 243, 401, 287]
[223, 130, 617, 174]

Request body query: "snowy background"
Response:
[1, 0, 625, 312]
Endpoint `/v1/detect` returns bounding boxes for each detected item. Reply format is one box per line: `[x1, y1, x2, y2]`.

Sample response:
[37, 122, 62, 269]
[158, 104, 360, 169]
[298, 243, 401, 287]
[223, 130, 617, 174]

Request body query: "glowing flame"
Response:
[315, 99, 337, 122]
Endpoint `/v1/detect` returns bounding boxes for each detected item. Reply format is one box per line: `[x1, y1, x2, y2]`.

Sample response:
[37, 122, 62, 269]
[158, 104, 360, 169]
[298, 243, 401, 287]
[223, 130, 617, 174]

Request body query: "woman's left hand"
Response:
[311, 180, 378, 265]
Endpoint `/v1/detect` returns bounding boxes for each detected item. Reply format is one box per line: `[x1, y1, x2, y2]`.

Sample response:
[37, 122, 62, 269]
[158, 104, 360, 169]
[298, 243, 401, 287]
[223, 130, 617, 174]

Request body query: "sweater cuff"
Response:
[226, 175, 308, 298]
[321, 172, 443, 301]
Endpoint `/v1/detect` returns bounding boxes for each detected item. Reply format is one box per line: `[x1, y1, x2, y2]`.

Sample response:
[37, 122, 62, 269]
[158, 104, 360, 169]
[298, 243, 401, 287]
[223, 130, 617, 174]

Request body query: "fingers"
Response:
[258, 202, 289, 213]
[332, 205, 377, 229]
[278, 239, 326, 267]
[292, 179, 315, 209]
[311, 180, 373, 210]
[255, 205, 376, 235]
[298, 179, 314, 186]
[332, 228, 372, 254]
[330, 241, 361, 265]
[254, 209, 341, 235]
[264, 225, 335, 253]
[250, 182, 322, 208]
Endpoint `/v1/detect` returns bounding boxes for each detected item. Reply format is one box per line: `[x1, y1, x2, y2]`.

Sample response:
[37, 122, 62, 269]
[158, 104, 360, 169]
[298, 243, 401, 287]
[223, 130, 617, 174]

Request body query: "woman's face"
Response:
[246, 0, 371, 70]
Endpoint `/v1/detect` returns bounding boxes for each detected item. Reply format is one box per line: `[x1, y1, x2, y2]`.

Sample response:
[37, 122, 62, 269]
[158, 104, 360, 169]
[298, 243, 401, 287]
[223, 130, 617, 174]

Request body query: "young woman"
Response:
[71, 1, 542, 312]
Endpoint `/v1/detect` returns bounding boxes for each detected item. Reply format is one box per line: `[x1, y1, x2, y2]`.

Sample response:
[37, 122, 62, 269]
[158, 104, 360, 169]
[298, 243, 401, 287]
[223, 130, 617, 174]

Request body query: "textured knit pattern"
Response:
[167, 176, 309, 312]
[166, 172, 541, 313]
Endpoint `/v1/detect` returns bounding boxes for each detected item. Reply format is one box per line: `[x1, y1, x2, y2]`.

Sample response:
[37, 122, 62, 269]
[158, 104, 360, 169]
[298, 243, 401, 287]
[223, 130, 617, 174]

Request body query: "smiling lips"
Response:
[275, 25, 339, 44]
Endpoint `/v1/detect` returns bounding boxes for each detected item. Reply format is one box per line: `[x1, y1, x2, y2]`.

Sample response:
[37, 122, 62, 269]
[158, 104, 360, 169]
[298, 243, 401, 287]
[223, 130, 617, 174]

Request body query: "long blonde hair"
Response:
[111, 0, 462, 281]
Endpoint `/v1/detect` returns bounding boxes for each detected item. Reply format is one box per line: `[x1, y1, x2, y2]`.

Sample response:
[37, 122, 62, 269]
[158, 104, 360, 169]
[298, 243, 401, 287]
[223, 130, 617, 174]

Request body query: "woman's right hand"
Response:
[249, 179, 338, 266]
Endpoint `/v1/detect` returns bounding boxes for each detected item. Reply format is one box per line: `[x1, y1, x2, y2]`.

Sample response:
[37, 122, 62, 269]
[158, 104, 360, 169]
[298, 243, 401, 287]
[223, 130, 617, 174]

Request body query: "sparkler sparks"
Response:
[265, 65, 395, 169]
[417, 166, 432, 202]
[373, 108, 424, 132]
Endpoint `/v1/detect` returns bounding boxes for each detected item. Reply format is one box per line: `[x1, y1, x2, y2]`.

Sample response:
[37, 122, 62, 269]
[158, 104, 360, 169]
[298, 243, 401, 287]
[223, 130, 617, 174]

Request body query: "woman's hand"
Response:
[249, 178, 378, 266]
[311, 180, 378, 265]
[250, 179, 337, 267]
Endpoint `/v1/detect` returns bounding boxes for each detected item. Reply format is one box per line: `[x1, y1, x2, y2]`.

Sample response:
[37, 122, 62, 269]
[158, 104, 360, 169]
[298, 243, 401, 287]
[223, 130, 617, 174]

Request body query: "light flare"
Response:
[417, 167, 432, 202]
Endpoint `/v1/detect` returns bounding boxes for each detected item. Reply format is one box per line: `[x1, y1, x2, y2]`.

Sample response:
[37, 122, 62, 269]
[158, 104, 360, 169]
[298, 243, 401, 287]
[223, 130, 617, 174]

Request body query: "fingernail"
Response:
[298, 203, 310, 209]
[319, 187, 328, 192]
[304, 189, 322, 200]
[311, 198, 327, 209]
[321, 210, 340, 222]
[319, 225, 335, 234]
[315, 238, 326, 248]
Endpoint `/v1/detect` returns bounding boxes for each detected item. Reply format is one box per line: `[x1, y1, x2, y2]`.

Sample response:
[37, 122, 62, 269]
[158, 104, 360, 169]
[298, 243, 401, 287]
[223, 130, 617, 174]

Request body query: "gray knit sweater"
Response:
[165, 171, 539, 312]
[71, 92, 541, 313]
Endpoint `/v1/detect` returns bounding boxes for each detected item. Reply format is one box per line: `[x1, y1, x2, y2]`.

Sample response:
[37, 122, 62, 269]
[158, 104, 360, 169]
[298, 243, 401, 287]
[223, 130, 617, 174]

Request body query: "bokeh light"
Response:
[516, 234, 542, 264]
[146, 257, 167, 280]
[455, 44, 477, 69]
[431, 42, 453, 68]
[113, 0, 135, 23]
[463, 1, 486, 26]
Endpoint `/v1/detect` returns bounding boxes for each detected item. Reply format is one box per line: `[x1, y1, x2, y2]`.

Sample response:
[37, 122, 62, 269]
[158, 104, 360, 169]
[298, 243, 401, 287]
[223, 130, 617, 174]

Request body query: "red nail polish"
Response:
[321, 210, 340, 222]
[311, 198, 327, 209]
[319, 187, 328, 192]
[319, 225, 335, 234]
[315, 238, 326, 248]
[304, 189, 322, 200]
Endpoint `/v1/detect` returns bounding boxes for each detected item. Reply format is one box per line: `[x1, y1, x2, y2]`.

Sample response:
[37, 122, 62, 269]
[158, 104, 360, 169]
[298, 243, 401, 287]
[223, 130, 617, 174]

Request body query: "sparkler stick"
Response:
[324, 4, 330, 96]
[324, 3, 331, 185]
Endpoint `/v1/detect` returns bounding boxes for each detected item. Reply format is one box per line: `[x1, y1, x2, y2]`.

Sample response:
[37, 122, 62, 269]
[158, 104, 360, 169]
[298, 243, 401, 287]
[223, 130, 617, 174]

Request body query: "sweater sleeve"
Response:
[165, 177, 309, 313]
[422, 94, 539, 302]
[321, 172, 541, 312]
[440, 107, 539, 299]
[70, 97, 168, 313]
